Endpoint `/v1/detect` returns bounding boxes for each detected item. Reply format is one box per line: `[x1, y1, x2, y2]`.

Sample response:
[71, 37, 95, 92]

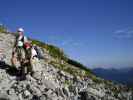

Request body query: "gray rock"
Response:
[7, 88, 15, 95]
[0, 93, 9, 100]
[32, 72, 42, 80]
[62, 87, 70, 97]
[23, 90, 31, 97]
[43, 79, 58, 90]
[40, 95, 47, 100]
[69, 85, 78, 95]
[55, 88, 66, 98]
[45, 89, 53, 95]
[31, 86, 42, 96]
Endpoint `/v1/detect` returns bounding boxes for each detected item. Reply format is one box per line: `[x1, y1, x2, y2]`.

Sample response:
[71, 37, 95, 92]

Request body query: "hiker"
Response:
[30, 44, 42, 72]
[20, 42, 33, 78]
[12, 28, 28, 68]
[11, 28, 33, 80]
[33, 44, 45, 59]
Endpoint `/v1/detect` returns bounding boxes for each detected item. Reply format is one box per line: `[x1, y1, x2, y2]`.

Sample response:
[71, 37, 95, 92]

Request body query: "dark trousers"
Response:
[20, 60, 32, 77]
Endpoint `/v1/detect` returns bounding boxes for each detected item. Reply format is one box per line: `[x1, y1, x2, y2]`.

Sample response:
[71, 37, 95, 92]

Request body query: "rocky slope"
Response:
[0, 31, 133, 100]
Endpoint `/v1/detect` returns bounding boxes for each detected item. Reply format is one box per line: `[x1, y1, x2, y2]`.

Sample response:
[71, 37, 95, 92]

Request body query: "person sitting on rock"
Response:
[30, 44, 42, 73]
[33, 44, 45, 59]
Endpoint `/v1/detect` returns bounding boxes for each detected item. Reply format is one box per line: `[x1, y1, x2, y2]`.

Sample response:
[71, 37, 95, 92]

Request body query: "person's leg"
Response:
[11, 53, 17, 67]
[25, 48, 32, 74]
[17, 48, 21, 61]
[27, 61, 33, 75]
[19, 62, 26, 80]
[21, 48, 26, 60]
[30, 58, 35, 72]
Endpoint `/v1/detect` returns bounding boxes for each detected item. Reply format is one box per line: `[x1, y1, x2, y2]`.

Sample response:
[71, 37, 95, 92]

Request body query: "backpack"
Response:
[31, 47, 38, 58]
[34, 46, 44, 59]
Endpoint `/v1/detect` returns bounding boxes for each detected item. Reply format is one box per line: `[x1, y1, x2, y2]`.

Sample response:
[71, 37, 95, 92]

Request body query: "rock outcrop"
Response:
[0, 32, 133, 100]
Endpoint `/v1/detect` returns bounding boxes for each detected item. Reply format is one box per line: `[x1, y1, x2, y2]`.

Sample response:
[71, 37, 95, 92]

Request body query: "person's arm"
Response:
[13, 34, 19, 47]
[24, 36, 28, 43]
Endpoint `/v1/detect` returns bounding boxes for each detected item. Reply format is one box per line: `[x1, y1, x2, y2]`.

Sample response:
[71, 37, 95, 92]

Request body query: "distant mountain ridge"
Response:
[92, 67, 133, 86]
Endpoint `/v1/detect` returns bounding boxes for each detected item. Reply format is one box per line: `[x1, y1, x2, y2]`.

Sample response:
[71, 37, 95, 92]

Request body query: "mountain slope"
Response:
[0, 30, 133, 100]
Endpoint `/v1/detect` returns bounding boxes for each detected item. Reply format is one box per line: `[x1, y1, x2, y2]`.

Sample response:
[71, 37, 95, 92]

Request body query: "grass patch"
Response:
[64, 80, 72, 86]
[67, 58, 92, 74]
[50, 60, 94, 78]
[31, 39, 68, 61]
[91, 75, 104, 83]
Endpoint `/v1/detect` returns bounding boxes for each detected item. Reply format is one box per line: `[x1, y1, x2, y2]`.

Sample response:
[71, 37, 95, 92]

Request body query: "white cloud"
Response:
[114, 28, 133, 39]
[48, 34, 84, 47]
[61, 39, 83, 47]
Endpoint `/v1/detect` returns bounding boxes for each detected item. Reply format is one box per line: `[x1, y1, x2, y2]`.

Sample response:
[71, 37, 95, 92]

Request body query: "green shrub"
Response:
[0, 24, 7, 33]
[67, 58, 92, 74]
[46, 44, 67, 60]
[91, 76, 103, 83]
[31, 39, 46, 47]
[64, 80, 72, 86]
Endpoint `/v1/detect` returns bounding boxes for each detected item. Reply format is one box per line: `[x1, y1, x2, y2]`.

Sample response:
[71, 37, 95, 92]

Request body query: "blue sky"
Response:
[0, 0, 133, 68]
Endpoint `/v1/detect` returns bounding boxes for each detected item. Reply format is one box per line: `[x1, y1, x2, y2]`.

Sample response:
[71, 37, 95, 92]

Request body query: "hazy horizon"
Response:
[0, 0, 133, 68]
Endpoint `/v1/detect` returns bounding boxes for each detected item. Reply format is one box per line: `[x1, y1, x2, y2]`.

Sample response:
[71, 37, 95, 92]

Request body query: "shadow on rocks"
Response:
[0, 98, 9, 100]
[0, 61, 20, 77]
[79, 91, 96, 100]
